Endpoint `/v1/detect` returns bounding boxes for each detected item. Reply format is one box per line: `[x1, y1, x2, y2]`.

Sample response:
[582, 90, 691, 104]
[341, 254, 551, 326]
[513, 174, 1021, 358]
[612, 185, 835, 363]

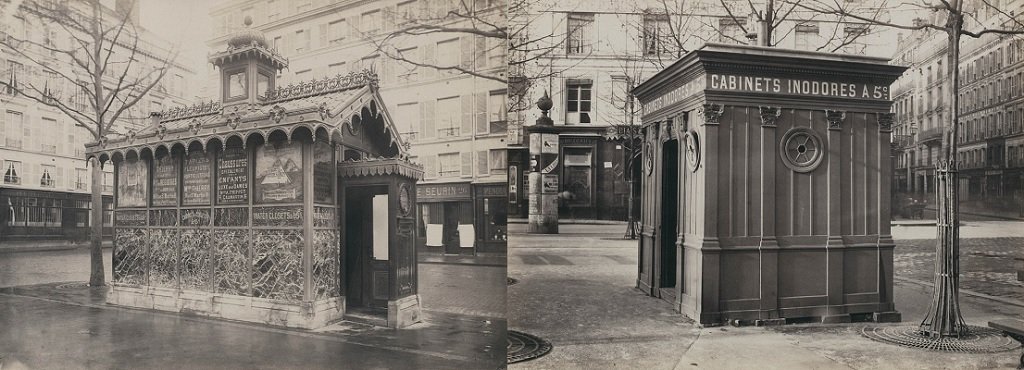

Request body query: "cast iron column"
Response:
[527, 92, 559, 234]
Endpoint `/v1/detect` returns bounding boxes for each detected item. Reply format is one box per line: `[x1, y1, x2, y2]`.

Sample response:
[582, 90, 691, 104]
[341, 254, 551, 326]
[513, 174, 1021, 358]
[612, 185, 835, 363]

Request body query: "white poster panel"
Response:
[372, 194, 389, 260]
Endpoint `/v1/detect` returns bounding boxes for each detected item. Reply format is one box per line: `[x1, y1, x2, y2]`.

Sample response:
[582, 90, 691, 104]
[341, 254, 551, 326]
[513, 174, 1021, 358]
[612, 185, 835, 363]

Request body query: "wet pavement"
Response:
[508, 222, 1024, 369]
[0, 248, 506, 369]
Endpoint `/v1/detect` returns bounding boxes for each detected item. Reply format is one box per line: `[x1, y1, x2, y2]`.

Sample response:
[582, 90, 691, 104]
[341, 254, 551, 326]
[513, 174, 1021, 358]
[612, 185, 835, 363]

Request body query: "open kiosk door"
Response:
[339, 159, 422, 328]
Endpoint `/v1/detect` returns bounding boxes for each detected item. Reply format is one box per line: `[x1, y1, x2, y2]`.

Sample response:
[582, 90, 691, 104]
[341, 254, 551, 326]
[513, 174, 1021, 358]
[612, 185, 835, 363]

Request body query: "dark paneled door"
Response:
[659, 140, 679, 303]
[344, 186, 390, 310]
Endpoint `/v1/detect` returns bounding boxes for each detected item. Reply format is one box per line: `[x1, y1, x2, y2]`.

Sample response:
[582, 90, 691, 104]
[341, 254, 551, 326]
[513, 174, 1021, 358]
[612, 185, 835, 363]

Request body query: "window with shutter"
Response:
[436, 97, 459, 137]
[422, 43, 436, 79]
[461, 36, 474, 70]
[424, 155, 437, 179]
[461, 95, 473, 136]
[476, 92, 488, 134]
[475, 35, 487, 69]
[477, 150, 488, 175]
[0, 109, 6, 147]
[461, 152, 472, 177]
[319, 23, 328, 48]
[489, 149, 506, 175]
[421, 100, 435, 139]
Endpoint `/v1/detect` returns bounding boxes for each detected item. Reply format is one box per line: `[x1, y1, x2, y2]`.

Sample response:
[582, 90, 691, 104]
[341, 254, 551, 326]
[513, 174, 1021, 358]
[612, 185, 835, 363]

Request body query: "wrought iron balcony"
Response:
[892, 135, 914, 150]
[917, 127, 943, 143]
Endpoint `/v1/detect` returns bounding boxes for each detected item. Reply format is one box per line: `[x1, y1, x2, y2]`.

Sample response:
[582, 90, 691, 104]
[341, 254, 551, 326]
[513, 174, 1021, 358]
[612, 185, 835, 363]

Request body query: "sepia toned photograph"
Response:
[0, 0, 1023, 369]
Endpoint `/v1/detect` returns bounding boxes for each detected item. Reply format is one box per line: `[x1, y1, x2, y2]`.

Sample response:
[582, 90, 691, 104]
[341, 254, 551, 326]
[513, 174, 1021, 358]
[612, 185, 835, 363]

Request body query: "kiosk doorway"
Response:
[344, 185, 390, 319]
[658, 140, 679, 303]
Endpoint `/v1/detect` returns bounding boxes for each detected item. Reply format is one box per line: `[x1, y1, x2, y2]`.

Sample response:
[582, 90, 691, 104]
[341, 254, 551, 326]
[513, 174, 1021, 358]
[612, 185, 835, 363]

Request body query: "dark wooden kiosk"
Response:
[633, 43, 906, 326]
[85, 23, 422, 329]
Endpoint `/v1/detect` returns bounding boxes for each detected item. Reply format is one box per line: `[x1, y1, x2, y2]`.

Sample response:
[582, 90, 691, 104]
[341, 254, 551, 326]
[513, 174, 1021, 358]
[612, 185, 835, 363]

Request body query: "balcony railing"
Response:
[438, 127, 460, 138]
[918, 127, 942, 142]
[892, 135, 914, 150]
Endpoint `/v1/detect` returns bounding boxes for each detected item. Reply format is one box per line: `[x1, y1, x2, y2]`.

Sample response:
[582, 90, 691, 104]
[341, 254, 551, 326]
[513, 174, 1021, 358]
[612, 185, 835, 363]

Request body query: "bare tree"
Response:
[0, 0, 175, 287]
[799, 0, 1024, 338]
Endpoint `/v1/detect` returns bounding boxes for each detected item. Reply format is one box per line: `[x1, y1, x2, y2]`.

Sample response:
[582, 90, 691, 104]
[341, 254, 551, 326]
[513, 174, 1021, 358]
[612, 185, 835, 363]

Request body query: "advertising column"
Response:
[527, 92, 559, 234]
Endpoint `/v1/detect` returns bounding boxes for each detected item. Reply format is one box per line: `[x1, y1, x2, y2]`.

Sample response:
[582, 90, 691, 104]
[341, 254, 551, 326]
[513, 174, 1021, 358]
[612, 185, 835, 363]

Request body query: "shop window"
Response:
[482, 197, 507, 242]
[562, 147, 593, 206]
[566, 81, 592, 124]
[566, 13, 594, 55]
[4, 160, 22, 185]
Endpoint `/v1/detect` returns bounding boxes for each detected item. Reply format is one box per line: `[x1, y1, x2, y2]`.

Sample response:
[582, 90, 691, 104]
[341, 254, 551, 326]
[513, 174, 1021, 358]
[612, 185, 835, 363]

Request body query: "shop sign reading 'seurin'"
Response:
[642, 73, 891, 116]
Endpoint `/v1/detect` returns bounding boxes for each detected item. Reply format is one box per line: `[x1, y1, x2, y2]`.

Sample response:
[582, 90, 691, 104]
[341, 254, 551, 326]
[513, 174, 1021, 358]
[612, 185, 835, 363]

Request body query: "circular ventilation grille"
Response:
[780, 127, 824, 173]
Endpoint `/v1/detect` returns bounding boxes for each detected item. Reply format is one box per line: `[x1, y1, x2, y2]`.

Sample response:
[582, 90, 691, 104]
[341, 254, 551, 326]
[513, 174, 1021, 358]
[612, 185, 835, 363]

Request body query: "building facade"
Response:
[208, 0, 507, 255]
[509, 0, 892, 221]
[890, 1, 1024, 216]
[0, 0, 196, 242]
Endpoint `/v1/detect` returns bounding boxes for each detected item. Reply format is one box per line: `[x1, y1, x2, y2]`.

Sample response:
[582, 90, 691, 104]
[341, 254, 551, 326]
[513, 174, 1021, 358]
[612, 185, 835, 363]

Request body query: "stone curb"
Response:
[507, 218, 626, 225]
[0, 242, 113, 254]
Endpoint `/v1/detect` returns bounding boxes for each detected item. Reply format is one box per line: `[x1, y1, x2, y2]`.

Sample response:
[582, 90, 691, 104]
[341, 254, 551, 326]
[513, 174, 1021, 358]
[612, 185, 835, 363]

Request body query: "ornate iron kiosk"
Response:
[633, 43, 906, 326]
[85, 19, 422, 329]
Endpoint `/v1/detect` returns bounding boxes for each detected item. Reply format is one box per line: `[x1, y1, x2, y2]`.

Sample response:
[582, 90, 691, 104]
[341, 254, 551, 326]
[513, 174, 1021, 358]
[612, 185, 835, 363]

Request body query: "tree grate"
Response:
[507, 330, 552, 364]
[862, 325, 1021, 353]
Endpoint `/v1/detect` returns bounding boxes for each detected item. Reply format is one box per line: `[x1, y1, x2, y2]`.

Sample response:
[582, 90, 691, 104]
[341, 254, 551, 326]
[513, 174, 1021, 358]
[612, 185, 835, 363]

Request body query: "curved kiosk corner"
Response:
[85, 31, 422, 330]
[633, 43, 907, 326]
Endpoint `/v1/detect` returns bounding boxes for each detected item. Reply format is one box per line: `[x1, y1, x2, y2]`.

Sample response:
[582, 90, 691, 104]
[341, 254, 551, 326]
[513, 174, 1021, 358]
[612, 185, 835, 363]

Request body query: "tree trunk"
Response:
[89, 158, 105, 287]
[918, 10, 967, 338]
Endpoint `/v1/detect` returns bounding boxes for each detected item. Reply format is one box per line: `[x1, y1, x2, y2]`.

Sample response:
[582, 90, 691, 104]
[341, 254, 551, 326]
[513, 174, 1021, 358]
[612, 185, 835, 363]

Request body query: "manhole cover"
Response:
[508, 330, 552, 364]
[862, 325, 1021, 353]
[55, 282, 91, 290]
[507, 278, 518, 286]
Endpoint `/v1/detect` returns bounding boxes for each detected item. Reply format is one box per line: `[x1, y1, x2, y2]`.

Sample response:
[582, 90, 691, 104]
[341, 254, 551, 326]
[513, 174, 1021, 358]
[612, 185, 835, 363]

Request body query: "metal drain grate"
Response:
[507, 277, 518, 286]
[508, 330, 552, 364]
[862, 325, 1021, 353]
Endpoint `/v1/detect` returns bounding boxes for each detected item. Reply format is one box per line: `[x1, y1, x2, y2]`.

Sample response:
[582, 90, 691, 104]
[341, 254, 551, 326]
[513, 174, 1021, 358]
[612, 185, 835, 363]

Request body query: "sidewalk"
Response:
[508, 222, 1024, 370]
[0, 282, 504, 369]
[419, 253, 507, 267]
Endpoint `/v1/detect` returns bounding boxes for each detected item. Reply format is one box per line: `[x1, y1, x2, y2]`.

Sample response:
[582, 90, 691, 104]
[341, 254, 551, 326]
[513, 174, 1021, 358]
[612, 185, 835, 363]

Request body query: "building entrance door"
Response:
[443, 202, 461, 254]
[344, 185, 390, 318]
[658, 140, 679, 304]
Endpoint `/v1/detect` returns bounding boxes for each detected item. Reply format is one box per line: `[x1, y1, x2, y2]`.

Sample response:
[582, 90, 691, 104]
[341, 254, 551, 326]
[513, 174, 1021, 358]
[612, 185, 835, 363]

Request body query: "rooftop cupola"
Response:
[209, 15, 288, 107]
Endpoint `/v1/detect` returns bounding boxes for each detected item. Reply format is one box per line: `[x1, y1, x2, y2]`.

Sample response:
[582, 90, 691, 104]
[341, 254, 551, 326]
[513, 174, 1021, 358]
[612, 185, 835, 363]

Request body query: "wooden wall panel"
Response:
[778, 250, 827, 298]
[719, 251, 760, 300]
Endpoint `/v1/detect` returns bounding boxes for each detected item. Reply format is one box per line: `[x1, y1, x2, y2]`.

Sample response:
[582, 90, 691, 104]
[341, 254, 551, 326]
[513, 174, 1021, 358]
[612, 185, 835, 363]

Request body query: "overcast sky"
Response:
[138, 0, 215, 78]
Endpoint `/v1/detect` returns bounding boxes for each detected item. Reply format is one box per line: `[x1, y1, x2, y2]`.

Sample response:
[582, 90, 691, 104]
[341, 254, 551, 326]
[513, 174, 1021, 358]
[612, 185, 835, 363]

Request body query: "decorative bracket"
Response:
[826, 110, 846, 131]
[269, 105, 287, 124]
[699, 103, 724, 125]
[877, 112, 895, 133]
[759, 106, 781, 127]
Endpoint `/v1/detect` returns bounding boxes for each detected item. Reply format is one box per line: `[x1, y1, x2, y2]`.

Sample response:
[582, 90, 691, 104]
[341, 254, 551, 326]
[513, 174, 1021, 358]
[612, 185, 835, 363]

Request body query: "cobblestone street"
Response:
[894, 237, 1024, 303]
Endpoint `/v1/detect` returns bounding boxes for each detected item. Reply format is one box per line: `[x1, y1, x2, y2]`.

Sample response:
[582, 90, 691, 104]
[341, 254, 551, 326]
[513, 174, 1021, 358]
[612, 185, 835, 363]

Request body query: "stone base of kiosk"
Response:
[107, 285, 345, 329]
[388, 294, 423, 328]
[677, 243, 902, 327]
